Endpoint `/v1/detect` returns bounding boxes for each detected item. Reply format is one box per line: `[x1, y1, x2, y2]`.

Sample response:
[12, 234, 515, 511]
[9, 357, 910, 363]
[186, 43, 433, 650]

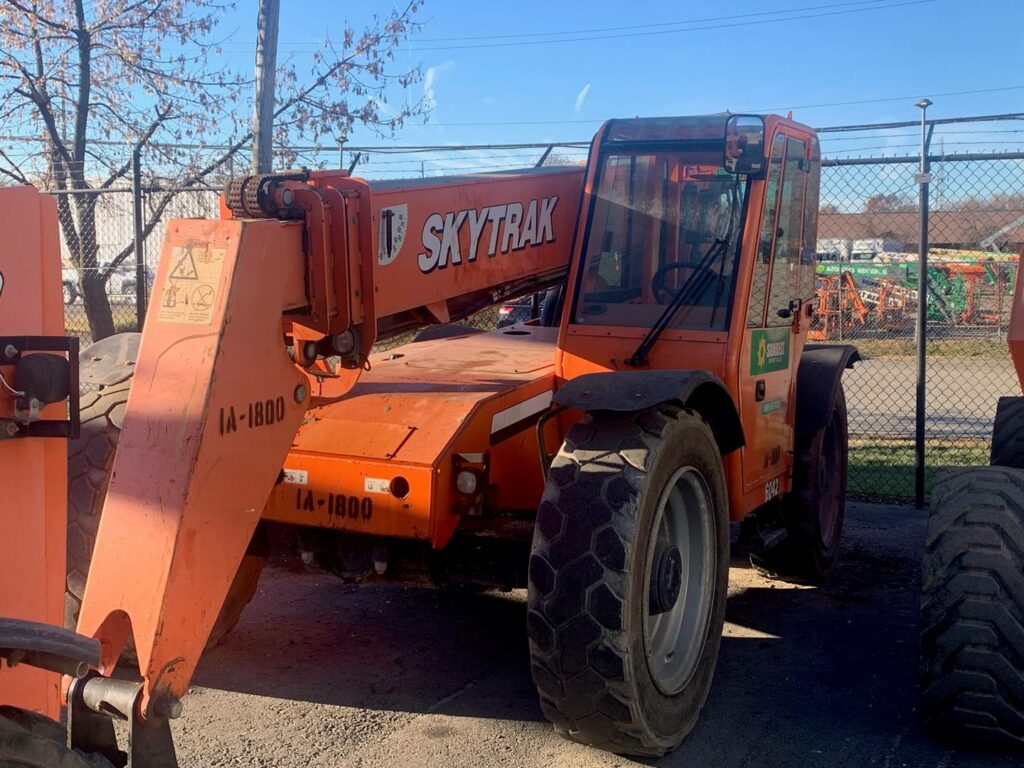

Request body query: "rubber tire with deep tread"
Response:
[66, 377, 265, 655]
[527, 406, 729, 756]
[990, 396, 1024, 469]
[751, 385, 848, 582]
[920, 466, 1024, 751]
[0, 706, 113, 767]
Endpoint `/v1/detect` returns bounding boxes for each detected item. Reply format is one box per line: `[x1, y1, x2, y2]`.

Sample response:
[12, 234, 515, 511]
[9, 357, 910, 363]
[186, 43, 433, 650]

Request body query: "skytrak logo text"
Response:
[417, 196, 559, 274]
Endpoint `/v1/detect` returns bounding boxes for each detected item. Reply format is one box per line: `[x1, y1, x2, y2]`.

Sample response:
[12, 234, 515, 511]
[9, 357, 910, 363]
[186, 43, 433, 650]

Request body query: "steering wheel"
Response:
[651, 261, 721, 305]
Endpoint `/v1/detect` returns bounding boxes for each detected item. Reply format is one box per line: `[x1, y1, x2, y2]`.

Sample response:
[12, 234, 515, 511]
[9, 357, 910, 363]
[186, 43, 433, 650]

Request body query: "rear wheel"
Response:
[527, 407, 729, 756]
[0, 706, 113, 767]
[751, 386, 848, 581]
[990, 396, 1024, 469]
[920, 467, 1024, 750]
[66, 357, 264, 656]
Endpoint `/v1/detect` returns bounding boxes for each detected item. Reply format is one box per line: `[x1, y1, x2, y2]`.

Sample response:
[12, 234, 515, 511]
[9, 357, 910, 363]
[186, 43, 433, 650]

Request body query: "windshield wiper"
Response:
[624, 238, 729, 367]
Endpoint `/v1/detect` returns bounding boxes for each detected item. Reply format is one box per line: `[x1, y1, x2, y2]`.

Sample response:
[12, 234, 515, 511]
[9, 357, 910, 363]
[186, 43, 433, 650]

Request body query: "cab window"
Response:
[576, 153, 747, 332]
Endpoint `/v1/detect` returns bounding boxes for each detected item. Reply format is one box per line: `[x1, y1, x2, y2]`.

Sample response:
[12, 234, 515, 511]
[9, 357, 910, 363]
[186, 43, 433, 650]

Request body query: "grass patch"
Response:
[848, 437, 990, 502]
[850, 337, 1010, 359]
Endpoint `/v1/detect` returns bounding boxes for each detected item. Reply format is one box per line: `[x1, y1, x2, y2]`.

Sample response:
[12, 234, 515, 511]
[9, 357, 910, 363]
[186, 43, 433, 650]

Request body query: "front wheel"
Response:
[0, 707, 113, 767]
[527, 407, 729, 756]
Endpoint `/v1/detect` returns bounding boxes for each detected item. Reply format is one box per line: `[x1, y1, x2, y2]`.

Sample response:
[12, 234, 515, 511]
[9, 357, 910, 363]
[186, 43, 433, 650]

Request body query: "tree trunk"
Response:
[80, 269, 116, 340]
[56, 193, 117, 340]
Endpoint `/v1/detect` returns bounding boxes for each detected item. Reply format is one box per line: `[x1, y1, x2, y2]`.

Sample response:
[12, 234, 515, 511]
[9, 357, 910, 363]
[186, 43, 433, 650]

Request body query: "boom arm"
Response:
[74, 167, 584, 733]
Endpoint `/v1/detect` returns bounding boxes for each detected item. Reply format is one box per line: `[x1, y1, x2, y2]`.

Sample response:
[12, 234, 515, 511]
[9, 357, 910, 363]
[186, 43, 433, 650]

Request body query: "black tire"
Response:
[0, 706, 113, 767]
[752, 385, 848, 582]
[527, 407, 729, 756]
[920, 467, 1024, 751]
[990, 396, 1024, 469]
[66, 377, 264, 657]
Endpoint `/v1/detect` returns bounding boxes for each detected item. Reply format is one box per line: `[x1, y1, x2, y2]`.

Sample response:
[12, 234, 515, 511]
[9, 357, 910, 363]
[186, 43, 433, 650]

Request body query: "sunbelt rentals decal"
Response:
[416, 196, 559, 274]
[750, 327, 790, 375]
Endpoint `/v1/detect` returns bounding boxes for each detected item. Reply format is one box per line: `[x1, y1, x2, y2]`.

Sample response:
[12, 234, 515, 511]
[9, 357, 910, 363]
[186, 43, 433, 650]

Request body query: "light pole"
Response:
[914, 97, 932, 508]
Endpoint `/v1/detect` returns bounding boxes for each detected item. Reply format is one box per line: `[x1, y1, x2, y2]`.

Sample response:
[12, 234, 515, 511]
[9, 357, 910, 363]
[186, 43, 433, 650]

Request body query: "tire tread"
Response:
[920, 466, 1024, 751]
[528, 408, 722, 756]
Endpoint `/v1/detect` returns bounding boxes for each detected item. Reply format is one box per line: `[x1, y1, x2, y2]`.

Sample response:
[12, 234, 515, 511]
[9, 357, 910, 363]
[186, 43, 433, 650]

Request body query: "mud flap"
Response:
[795, 344, 859, 436]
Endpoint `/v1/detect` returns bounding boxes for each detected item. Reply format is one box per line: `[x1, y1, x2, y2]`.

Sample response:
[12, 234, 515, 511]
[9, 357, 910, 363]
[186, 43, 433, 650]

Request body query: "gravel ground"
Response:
[170, 503, 1018, 768]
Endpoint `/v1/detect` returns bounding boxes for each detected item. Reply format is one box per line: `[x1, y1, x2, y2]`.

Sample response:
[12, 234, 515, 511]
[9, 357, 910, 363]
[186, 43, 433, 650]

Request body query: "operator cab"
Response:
[556, 113, 822, 517]
[572, 117, 760, 337]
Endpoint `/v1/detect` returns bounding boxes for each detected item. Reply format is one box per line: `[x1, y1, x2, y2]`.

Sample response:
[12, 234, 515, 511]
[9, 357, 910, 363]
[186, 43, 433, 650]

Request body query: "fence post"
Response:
[914, 99, 933, 508]
[132, 147, 147, 330]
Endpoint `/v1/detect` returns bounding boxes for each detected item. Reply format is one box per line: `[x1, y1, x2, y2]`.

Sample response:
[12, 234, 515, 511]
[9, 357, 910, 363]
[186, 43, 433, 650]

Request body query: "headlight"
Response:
[456, 469, 479, 495]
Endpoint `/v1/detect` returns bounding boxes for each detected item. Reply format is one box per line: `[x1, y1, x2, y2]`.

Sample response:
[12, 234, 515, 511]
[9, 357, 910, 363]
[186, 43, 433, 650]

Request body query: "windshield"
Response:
[574, 153, 745, 332]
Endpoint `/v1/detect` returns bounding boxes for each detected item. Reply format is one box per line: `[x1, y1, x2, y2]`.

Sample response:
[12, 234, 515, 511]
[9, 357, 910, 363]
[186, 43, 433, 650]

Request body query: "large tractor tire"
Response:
[0, 706, 113, 767]
[990, 396, 1024, 469]
[527, 407, 729, 756]
[66, 342, 265, 657]
[920, 467, 1024, 750]
[751, 385, 848, 582]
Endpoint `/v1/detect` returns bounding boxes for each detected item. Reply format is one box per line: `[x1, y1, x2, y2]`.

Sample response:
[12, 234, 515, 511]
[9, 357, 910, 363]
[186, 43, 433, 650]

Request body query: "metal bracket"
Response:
[69, 675, 179, 768]
[0, 334, 79, 439]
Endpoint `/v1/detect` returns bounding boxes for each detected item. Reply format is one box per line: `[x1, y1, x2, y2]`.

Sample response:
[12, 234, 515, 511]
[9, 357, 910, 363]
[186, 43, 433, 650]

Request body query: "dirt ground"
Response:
[170, 503, 1018, 768]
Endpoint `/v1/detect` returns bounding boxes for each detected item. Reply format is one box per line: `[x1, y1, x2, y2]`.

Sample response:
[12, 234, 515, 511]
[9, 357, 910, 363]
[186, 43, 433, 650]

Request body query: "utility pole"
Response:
[252, 0, 281, 174]
[914, 98, 933, 509]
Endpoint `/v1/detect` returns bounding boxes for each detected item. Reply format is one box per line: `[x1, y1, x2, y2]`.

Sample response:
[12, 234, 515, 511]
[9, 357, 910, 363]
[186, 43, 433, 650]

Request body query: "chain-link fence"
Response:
[54, 189, 142, 340]
[818, 152, 1024, 501]
[42, 113, 1024, 504]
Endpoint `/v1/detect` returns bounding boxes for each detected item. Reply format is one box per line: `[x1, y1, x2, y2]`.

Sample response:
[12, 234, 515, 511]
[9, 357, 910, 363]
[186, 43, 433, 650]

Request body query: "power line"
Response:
[390, 106, 1024, 129]
[222, 0, 901, 49]
[165, 0, 932, 56]
[402, 0, 935, 52]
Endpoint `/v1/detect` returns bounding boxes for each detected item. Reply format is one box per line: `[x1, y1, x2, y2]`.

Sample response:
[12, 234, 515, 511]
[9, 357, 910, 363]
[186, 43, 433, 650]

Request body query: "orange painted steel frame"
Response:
[75, 114, 820, 725]
[0, 188, 65, 718]
[264, 116, 820, 553]
[556, 115, 819, 522]
[76, 166, 584, 720]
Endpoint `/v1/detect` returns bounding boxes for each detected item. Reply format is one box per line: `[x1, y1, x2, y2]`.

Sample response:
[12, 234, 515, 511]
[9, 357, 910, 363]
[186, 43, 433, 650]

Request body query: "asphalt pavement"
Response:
[845, 355, 1017, 438]
[165, 503, 1022, 768]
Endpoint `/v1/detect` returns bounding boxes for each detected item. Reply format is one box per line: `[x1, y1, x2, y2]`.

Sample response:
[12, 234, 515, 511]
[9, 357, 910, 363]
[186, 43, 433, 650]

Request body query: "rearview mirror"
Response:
[724, 115, 765, 175]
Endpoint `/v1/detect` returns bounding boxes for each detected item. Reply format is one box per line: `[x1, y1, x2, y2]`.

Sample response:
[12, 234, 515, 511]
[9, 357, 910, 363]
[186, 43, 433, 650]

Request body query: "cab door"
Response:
[739, 132, 810, 502]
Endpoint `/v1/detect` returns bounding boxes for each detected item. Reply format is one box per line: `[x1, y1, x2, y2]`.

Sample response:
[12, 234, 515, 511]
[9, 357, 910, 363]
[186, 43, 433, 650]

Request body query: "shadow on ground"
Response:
[183, 504, 1017, 768]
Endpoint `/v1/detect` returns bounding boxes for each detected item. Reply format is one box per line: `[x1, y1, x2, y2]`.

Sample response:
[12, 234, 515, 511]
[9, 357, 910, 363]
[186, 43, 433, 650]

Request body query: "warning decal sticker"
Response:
[157, 244, 227, 325]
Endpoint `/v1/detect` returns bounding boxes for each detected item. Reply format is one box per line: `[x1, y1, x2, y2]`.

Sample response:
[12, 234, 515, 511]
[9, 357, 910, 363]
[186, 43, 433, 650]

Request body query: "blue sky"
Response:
[211, 0, 1023, 174]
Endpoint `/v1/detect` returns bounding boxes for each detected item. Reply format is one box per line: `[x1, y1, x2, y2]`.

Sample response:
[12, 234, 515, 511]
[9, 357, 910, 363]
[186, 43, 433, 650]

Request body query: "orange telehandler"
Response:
[2, 113, 858, 764]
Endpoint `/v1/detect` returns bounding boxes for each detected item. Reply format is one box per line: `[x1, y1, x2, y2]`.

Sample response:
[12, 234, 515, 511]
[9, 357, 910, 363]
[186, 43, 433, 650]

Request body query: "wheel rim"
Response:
[642, 466, 716, 696]
[818, 411, 842, 547]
